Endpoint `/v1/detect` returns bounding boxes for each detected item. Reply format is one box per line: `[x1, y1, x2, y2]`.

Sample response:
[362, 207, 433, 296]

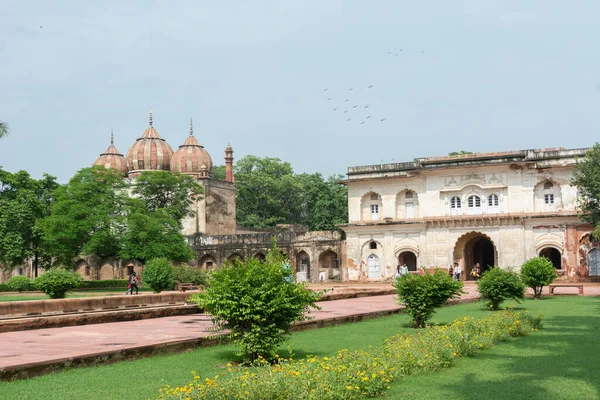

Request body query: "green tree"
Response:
[211, 164, 226, 181]
[192, 242, 320, 362]
[235, 156, 302, 228]
[571, 144, 600, 235]
[120, 208, 193, 264]
[448, 150, 474, 156]
[0, 169, 59, 275]
[477, 267, 526, 310]
[0, 121, 8, 138]
[132, 170, 203, 223]
[298, 173, 347, 230]
[42, 166, 129, 266]
[394, 269, 463, 327]
[520, 257, 557, 299]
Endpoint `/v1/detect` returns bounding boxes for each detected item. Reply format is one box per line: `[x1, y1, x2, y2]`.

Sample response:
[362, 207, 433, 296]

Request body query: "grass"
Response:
[0, 288, 153, 302]
[0, 296, 597, 399]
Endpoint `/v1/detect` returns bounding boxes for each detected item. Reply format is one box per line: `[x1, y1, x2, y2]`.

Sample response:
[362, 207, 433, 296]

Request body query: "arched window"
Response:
[543, 181, 554, 190]
[488, 194, 499, 207]
[405, 191, 413, 199]
[468, 195, 481, 208]
[370, 193, 378, 201]
[450, 196, 461, 209]
[369, 241, 377, 250]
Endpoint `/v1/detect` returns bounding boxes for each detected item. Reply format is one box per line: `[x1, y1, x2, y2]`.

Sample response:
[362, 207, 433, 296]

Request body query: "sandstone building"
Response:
[341, 147, 598, 282]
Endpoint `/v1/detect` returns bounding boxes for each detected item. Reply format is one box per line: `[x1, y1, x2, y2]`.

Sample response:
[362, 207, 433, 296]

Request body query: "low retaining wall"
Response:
[0, 292, 195, 318]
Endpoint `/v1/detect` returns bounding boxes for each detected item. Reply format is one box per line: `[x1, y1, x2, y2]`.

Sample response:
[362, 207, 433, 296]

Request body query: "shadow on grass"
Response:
[434, 297, 600, 400]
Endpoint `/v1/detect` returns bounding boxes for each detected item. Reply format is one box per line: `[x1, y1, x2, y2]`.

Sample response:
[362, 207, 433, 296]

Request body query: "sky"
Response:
[1, 0, 599, 182]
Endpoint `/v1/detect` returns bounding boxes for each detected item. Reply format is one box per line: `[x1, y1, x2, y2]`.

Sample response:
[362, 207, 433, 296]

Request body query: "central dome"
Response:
[126, 108, 174, 176]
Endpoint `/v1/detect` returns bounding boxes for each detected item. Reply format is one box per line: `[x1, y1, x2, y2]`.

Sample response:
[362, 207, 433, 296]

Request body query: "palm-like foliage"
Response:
[0, 121, 9, 138]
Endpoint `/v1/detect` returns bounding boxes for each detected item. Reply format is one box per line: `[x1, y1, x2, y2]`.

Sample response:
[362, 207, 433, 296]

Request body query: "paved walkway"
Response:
[1, 282, 598, 376]
[0, 289, 481, 372]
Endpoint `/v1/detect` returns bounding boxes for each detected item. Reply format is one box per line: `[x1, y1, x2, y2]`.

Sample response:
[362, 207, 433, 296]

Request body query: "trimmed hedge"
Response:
[7, 276, 35, 292]
[0, 283, 11, 292]
[79, 279, 129, 289]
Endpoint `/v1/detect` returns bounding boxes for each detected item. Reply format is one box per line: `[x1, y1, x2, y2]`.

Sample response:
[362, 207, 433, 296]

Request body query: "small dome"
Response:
[126, 108, 174, 176]
[170, 119, 213, 177]
[93, 130, 128, 175]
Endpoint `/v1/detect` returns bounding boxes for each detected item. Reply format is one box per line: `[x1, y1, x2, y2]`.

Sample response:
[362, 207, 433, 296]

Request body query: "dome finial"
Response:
[190, 118, 193, 136]
[149, 106, 153, 127]
[110, 129, 114, 145]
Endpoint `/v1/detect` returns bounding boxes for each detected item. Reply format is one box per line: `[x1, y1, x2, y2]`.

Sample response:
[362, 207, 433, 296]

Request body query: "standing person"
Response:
[454, 263, 461, 281]
[448, 264, 454, 279]
[126, 272, 138, 295]
[475, 263, 482, 280]
[395, 264, 402, 279]
[401, 263, 409, 276]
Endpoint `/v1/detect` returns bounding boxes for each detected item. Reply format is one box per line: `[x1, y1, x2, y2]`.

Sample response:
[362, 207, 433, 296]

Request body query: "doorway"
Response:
[539, 247, 562, 270]
[367, 255, 380, 278]
[397, 251, 417, 271]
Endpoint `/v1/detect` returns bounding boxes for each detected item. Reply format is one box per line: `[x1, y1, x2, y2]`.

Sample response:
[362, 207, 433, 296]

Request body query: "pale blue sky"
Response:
[1, 1, 599, 181]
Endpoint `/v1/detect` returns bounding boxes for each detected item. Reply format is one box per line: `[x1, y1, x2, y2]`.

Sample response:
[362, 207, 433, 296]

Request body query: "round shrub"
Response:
[142, 258, 176, 293]
[34, 269, 83, 299]
[7, 276, 35, 292]
[394, 269, 464, 327]
[521, 256, 558, 299]
[477, 267, 525, 310]
[191, 244, 320, 362]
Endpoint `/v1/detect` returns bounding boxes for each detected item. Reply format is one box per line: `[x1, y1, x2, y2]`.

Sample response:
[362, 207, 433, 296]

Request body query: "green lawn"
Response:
[0, 296, 597, 400]
[0, 288, 153, 302]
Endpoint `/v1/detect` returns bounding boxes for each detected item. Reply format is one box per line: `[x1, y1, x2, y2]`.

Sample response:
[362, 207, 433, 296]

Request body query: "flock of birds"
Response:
[322, 50, 426, 125]
[322, 85, 385, 125]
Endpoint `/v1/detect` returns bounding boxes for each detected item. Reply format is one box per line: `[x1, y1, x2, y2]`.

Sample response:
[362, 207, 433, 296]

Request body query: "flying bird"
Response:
[395, 53, 398, 56]
[324, 88, 328, 91]
[353, 105, 358, 108]
[368, 85, 373, 88]
[345, 99, 349, 102]
[349, 88, 353, 91]
[366, 116, 371, 119]
[347, 118, 352, 121]
[421, 50, 424, 53]
[327, 97, 331, 100]
[344, 110, 348, 113]
[360, 122, 365, 125]
[333, 108, 338, 111]
[380, 118, 386, 122]
[364, 105, 369, 108]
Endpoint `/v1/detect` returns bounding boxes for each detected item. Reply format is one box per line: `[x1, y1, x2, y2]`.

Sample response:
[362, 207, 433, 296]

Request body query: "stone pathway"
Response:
[1, 282, 597, 378]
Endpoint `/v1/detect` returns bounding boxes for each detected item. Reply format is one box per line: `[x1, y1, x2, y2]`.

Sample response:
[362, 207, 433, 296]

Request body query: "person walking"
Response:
[125, 272, 138, 295]
[448, 264, 454, 279]
[453, 263, 462, 281]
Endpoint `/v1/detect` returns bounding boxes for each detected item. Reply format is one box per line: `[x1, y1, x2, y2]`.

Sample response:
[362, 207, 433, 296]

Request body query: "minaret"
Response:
[225, 143, 235, 183]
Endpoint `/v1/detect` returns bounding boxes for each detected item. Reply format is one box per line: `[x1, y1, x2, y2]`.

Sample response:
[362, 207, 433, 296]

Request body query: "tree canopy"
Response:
[0, 121, 8, 138]
[0, 169, 59, 272]
[571, 143, 600, 235]
[234, 156, 347, 230]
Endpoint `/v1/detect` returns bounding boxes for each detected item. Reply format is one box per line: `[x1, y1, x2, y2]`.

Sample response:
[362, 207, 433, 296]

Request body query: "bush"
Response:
[477, 267, 525, 310]
[172, 265, 208, 287]
[190, 243, 321, 362]
[143, 258, 176, 293]
[79, 279, 129, 289]
[158, 310, 543, 400]
[521, 256, 558, 299]
[7, 276, 35, 292]
[34, 268, 83, 299]
[0, 283, 11, 292]
[394, 269, 463, 327]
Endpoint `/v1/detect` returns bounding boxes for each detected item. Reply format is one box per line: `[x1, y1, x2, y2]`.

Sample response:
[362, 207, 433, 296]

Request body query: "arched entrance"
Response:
[453, 232, 498, 280]
[296, 251, 310, 282]
[397, 251, 417, 271]
[539, 247, 562, 269]
[367, 254, 380, 278]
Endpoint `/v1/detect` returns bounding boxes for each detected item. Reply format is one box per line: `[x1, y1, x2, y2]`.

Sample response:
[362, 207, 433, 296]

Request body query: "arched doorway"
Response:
[587, 248, 600, 276]
[398, 251, 417, 271]
[227, 253, 245, 263]
[296, 251, 310, 282]
[253, 252, 266, 261]
[454, 232, 497, 280]
[539, 247, 562, 269]
[199, 254, 217, 271]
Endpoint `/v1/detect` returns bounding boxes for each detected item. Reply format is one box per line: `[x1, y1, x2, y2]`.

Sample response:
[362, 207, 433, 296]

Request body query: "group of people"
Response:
[395, 263, 409, 278]
[448, 262, 482, 281]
